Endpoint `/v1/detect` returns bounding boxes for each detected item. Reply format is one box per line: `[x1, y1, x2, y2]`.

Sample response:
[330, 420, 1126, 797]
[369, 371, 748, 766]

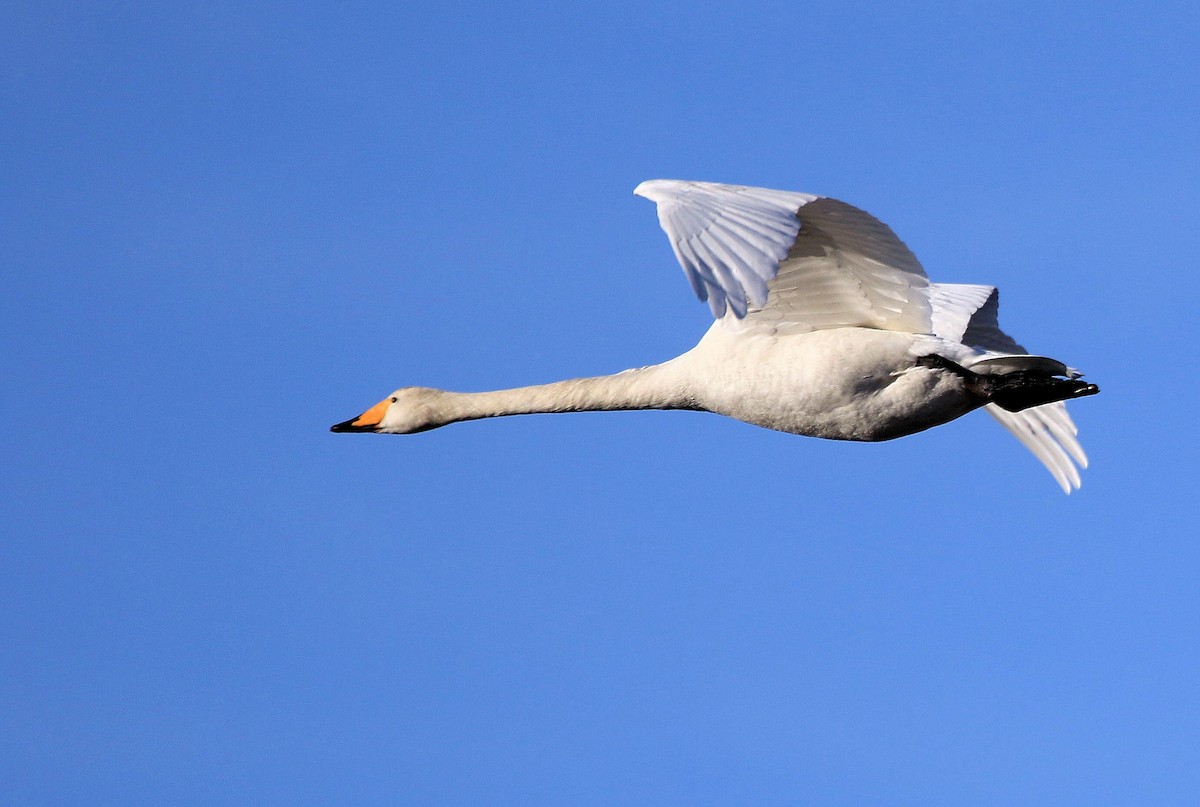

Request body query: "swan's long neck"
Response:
[426, 361, 699, 428]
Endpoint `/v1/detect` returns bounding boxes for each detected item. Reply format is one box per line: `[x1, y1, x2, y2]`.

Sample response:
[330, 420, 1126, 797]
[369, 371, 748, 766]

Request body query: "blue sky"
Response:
[4, 2, 1199, 804]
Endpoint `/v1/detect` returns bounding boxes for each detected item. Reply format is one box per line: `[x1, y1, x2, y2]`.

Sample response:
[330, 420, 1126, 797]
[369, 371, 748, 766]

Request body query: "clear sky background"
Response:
[4, 2, 1199, 805]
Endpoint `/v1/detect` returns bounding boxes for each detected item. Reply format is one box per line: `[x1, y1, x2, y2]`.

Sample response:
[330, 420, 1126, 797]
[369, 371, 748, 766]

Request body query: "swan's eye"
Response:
[391, 397, 398, 403]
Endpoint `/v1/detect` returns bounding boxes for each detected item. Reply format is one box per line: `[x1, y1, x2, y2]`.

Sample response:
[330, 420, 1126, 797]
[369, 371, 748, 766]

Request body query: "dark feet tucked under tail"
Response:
[978, 372, 1099, 412]
[920, 354, 1100, 412]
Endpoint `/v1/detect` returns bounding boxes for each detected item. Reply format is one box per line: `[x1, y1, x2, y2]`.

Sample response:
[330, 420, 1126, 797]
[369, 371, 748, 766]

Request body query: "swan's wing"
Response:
[958, 287, 1027, 355]
[985, 402, 1088, 493]
[634, 179, 816, 318]
[757, 198, 931, 334]
[635, 179, 931, 332]
[928, 283, 998, 343]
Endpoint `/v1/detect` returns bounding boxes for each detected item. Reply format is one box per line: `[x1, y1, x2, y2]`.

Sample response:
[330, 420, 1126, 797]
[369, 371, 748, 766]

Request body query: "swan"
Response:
[332, 180, 1099, 492]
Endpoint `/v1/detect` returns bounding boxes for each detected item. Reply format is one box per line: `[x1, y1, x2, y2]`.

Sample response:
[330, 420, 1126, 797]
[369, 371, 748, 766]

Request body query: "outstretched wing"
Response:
[635, 179, 931, 333]
[634, 179, 815, 318]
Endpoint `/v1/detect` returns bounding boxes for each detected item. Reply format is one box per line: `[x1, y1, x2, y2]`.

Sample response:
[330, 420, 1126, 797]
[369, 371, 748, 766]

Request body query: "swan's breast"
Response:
[683, 325, 978, 441]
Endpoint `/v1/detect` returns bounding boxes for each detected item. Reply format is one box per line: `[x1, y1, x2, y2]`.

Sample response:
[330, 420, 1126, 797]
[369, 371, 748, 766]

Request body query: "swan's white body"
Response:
[682, 326, 975, 441]
[334, 180, 1098, 492]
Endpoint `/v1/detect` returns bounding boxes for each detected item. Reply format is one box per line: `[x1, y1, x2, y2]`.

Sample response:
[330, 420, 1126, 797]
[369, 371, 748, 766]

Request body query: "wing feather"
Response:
[960, 288, 1027, 355]
[929, 283, 996, 344]
[635, 179, 931, 333]
[985, 402, 1087, 493]
[688, 233, 746, 317]
[769, 198, 931, 334]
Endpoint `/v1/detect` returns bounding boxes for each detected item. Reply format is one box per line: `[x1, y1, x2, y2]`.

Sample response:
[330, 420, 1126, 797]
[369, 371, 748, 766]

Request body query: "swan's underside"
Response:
[672, 325, 1096, 443]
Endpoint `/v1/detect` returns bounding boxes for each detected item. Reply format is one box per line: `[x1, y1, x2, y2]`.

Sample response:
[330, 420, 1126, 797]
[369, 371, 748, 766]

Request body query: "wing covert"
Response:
[753, 198, 931, 334]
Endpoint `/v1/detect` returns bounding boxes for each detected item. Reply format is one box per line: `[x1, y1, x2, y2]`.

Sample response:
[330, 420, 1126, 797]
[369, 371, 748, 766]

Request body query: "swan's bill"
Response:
[330, 396, 391, 432]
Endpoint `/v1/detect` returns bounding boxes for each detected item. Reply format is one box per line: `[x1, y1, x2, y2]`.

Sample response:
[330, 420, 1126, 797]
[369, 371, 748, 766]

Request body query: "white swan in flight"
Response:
[333, 180, 1099, 492]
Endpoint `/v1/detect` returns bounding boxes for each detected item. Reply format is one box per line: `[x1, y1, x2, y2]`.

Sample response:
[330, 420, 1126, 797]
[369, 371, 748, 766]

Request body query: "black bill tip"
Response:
[330, 418, 375, 433]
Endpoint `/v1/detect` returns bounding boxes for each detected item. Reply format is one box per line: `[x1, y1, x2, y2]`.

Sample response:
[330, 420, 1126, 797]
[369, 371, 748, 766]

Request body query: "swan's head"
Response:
[330, 387, 445, 434]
